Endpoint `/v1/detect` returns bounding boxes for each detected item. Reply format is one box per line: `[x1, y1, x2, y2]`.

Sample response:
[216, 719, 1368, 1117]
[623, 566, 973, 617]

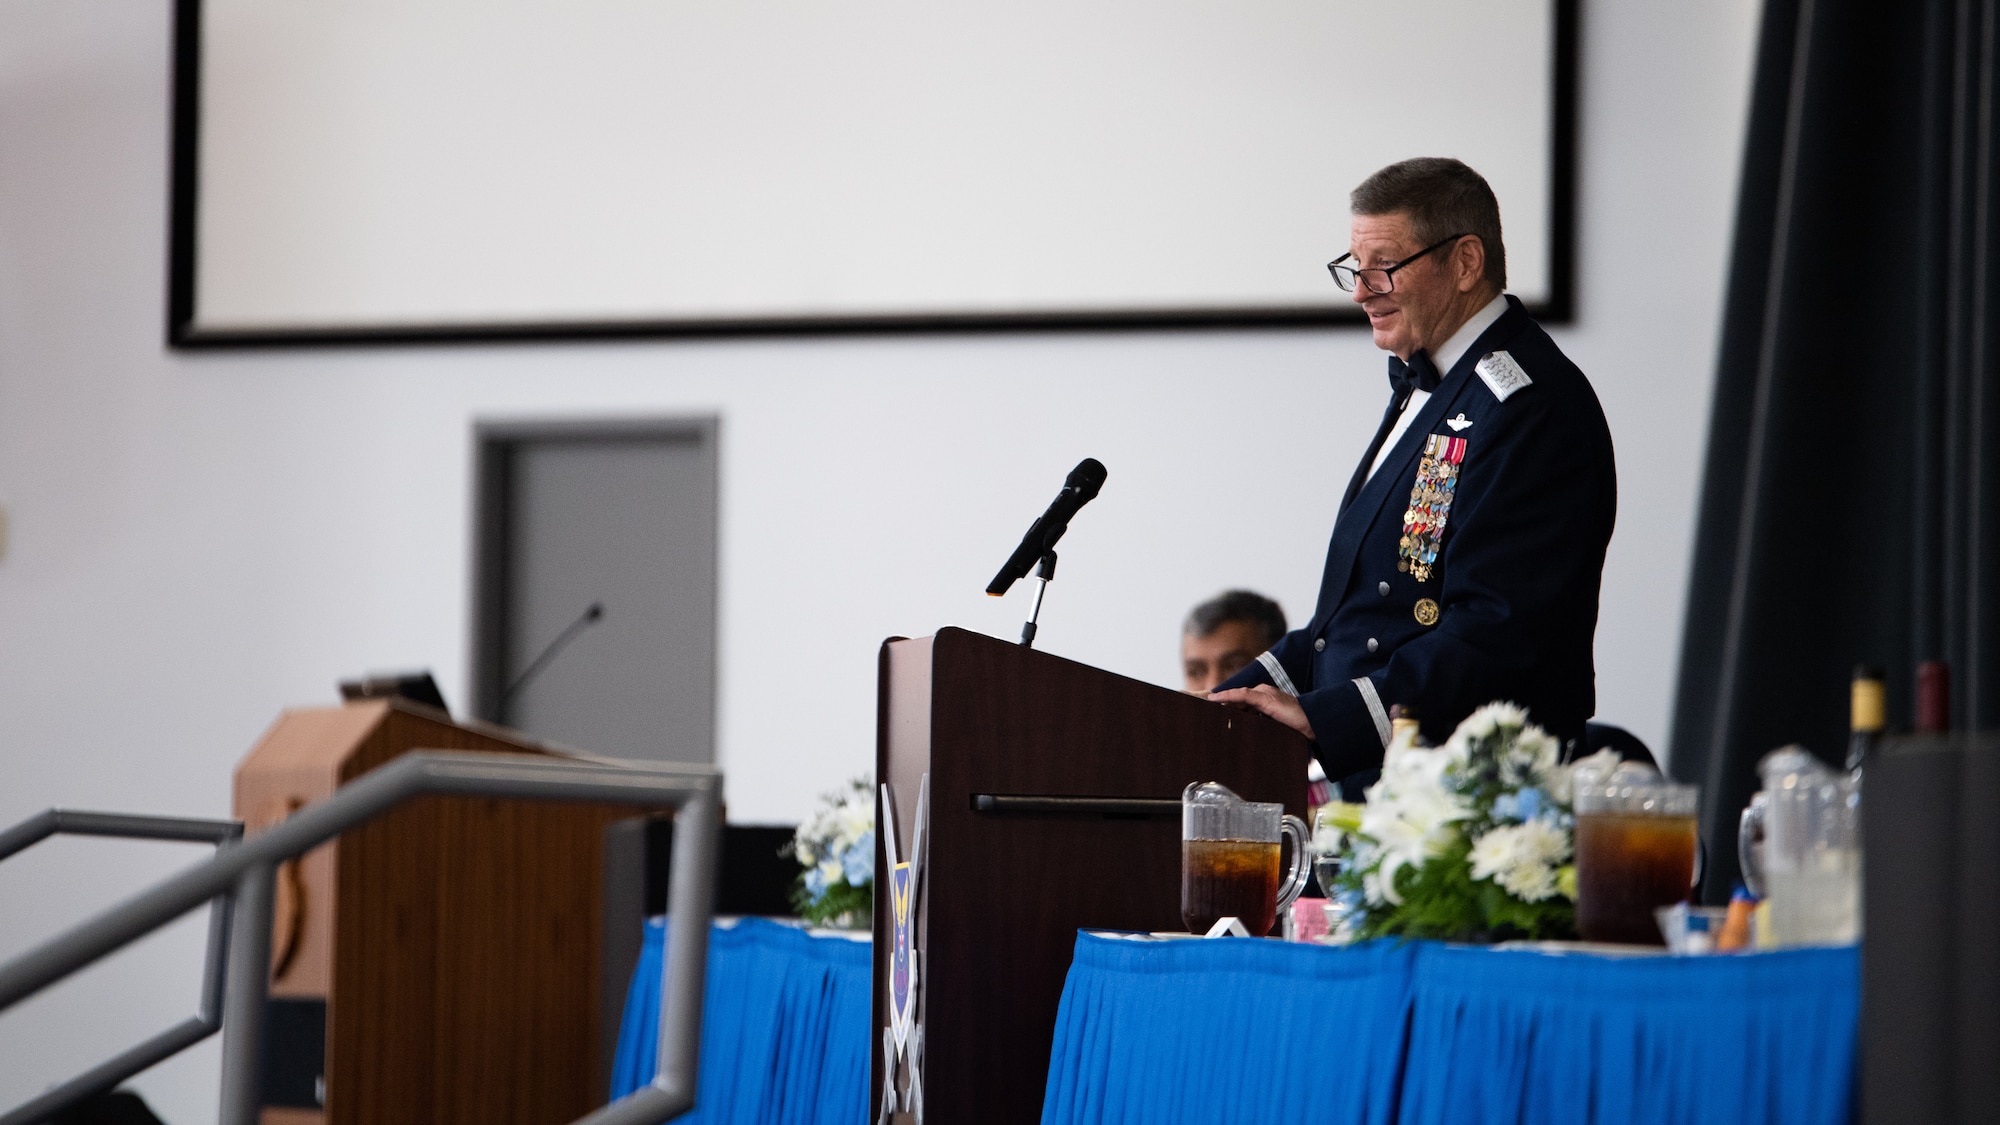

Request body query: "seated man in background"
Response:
[1183, 590, 1336, 807]
[1181, 590, 1288, 694]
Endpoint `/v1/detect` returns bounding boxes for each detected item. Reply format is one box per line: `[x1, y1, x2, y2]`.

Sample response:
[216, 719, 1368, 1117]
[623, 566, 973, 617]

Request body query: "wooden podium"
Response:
[233, 699, 644, 1125]
[873, 628, 1310, 1123]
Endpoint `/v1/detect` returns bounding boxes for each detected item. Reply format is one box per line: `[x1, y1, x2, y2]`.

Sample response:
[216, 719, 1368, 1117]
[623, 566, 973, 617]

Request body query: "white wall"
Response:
[0, 1, 1760, 1120]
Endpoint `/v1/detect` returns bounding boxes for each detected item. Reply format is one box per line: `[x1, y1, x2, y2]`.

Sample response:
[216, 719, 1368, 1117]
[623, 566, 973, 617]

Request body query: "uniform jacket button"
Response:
[1366, 637, 1380, 653]
[1379, 581, 1391, 596]
[1313, 638, 1327, 652]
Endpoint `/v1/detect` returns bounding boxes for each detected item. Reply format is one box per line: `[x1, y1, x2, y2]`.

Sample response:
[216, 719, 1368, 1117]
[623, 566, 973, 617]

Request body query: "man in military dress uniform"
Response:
[1212, 158, 1616, 789]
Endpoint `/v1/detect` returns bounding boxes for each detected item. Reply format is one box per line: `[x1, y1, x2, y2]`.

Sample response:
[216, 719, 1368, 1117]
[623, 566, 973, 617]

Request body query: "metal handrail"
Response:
[0, 751, 721, 1125]
[0, 811, 242, 1125]
[0, 810, 242, 861]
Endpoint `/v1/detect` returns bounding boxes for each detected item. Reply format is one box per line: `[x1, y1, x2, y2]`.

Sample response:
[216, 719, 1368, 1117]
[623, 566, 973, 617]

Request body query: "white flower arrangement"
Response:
[787, 777, 875, 927]
[1467, 819, 1570, 901]
[1324, 702, 1621, 942]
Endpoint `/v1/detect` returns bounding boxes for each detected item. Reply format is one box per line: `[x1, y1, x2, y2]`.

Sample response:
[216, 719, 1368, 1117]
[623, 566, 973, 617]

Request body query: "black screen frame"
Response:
[166, 0, 1578, 349]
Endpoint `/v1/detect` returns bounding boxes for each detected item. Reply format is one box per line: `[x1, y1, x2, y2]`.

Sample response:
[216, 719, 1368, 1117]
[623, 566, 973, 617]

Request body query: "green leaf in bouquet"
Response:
[793, 875, 873, 928]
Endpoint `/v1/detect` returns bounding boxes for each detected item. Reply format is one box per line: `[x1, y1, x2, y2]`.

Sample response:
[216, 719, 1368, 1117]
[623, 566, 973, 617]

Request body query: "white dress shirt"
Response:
[1364, 293, 1509, 482]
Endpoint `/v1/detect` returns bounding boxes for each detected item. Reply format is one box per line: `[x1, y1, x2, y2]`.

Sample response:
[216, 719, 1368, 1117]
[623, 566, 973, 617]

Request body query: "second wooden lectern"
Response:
[873, 628, 1309, 1123]
[233, 700, 641, 1125]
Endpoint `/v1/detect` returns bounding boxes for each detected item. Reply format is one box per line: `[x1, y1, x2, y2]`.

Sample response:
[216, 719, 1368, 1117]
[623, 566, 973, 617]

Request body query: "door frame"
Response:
[467, 416, 720, 727]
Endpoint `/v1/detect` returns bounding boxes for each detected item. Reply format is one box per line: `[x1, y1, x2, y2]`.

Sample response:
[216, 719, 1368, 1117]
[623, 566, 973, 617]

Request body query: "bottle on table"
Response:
[1387, 704, 1422, 755]
[1845, 665, 1885, 776]
[1916, 659, 1951, 734]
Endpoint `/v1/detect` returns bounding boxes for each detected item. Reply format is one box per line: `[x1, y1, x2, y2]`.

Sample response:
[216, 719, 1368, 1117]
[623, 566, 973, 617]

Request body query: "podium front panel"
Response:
[874, 627, 1309, 1123]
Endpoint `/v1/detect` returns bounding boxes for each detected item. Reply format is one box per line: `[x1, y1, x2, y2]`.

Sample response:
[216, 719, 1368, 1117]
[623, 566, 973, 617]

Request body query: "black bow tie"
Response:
[1387, 350, 1443, 399]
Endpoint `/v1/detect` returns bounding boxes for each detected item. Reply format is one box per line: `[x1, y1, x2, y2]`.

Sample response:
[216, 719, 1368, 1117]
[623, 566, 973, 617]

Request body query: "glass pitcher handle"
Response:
[1737, 797, 1767, 899]
[1276, 814, 1313, 920]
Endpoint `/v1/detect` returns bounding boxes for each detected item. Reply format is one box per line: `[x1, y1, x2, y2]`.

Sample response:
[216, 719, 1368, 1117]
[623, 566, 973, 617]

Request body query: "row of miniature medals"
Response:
[1397, 434, 1467, 585]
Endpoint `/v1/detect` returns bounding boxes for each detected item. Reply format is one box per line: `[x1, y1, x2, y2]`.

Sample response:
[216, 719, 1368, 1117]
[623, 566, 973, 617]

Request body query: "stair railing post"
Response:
[217, 861, 275, 1125]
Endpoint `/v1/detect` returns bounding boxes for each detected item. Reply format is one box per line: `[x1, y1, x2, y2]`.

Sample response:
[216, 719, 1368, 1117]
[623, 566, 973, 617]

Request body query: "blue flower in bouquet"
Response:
[1333, 701, 1603, 942]
[842, 829, 875, 884]
[1494, 786, 1551, 824]
[787, 776, 876, 927]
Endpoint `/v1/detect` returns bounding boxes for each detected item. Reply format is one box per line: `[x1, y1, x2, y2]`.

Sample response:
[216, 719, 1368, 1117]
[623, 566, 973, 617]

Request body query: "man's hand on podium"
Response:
[1208, 684, 1316, 742]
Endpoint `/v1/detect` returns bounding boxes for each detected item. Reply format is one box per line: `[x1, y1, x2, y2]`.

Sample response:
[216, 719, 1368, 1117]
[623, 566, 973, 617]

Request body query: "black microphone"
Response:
[986, 459, 1107, 596]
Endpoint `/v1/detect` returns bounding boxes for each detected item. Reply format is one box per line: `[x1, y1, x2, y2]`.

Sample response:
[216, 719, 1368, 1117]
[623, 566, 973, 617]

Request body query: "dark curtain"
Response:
[1670, 0, 2000, 901]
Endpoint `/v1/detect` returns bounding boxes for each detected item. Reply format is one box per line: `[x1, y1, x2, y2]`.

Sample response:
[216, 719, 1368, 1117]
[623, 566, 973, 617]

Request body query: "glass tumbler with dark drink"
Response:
[1181, 782, 1309, 936]
[1572, 764, 1700, 945]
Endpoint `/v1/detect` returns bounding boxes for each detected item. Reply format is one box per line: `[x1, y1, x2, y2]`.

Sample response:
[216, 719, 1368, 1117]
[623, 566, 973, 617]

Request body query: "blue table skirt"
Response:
[1041, 934, 1859, 1125]
[1043, 935, 1416, 1125]
[613, 921, 1857, 1125]
[612, 917, 871, 1125]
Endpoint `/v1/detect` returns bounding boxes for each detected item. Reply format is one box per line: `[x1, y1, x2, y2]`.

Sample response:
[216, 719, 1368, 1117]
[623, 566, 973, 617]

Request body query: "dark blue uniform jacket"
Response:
[1218, 296, 1616, 781]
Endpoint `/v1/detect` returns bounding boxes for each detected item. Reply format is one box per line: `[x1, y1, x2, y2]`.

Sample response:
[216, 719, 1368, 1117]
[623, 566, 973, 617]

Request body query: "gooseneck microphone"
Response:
[986, 458, 1108, 596]
[500, 601, 606, 715]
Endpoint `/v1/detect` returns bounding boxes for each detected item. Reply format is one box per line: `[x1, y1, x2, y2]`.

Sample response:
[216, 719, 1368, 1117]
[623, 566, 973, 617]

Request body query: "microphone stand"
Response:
[500, 601, 605, 717]
[1019, 550, 1057, 648]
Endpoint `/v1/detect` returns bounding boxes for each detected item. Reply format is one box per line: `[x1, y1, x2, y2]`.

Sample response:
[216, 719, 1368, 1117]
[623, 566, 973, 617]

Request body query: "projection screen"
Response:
[169, 0, 1573, 344]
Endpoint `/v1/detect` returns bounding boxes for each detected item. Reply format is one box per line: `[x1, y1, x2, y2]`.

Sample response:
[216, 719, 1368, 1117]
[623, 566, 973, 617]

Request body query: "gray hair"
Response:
[1350, 157, 1506, 290]
[1183, 590, 1287, 649]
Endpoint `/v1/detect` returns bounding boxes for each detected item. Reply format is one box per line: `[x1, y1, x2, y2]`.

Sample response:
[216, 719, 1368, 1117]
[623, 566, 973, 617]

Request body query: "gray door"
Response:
[471, 419, 717, 763]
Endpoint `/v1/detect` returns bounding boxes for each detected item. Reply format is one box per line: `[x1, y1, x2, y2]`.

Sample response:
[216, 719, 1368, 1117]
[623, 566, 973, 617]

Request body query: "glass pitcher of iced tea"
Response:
[1572, 764, 1700, 945]
[1738, 746, 1860, 946]
[1181, 782, 1310, 936]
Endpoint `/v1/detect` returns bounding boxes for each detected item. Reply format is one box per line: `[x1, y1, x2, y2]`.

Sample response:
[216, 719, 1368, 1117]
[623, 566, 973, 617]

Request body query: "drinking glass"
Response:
[1312, 805, 1351, 942]
[1311, 805, 1345, 898]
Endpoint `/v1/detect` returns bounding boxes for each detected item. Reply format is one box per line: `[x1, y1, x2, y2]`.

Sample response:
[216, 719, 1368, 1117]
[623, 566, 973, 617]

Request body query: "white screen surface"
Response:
[189, 0, 1558, 334]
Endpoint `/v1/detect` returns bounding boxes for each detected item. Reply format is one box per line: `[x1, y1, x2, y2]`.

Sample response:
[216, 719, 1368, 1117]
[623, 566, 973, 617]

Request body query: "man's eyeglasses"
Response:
[1327, 233, 1471, 295]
